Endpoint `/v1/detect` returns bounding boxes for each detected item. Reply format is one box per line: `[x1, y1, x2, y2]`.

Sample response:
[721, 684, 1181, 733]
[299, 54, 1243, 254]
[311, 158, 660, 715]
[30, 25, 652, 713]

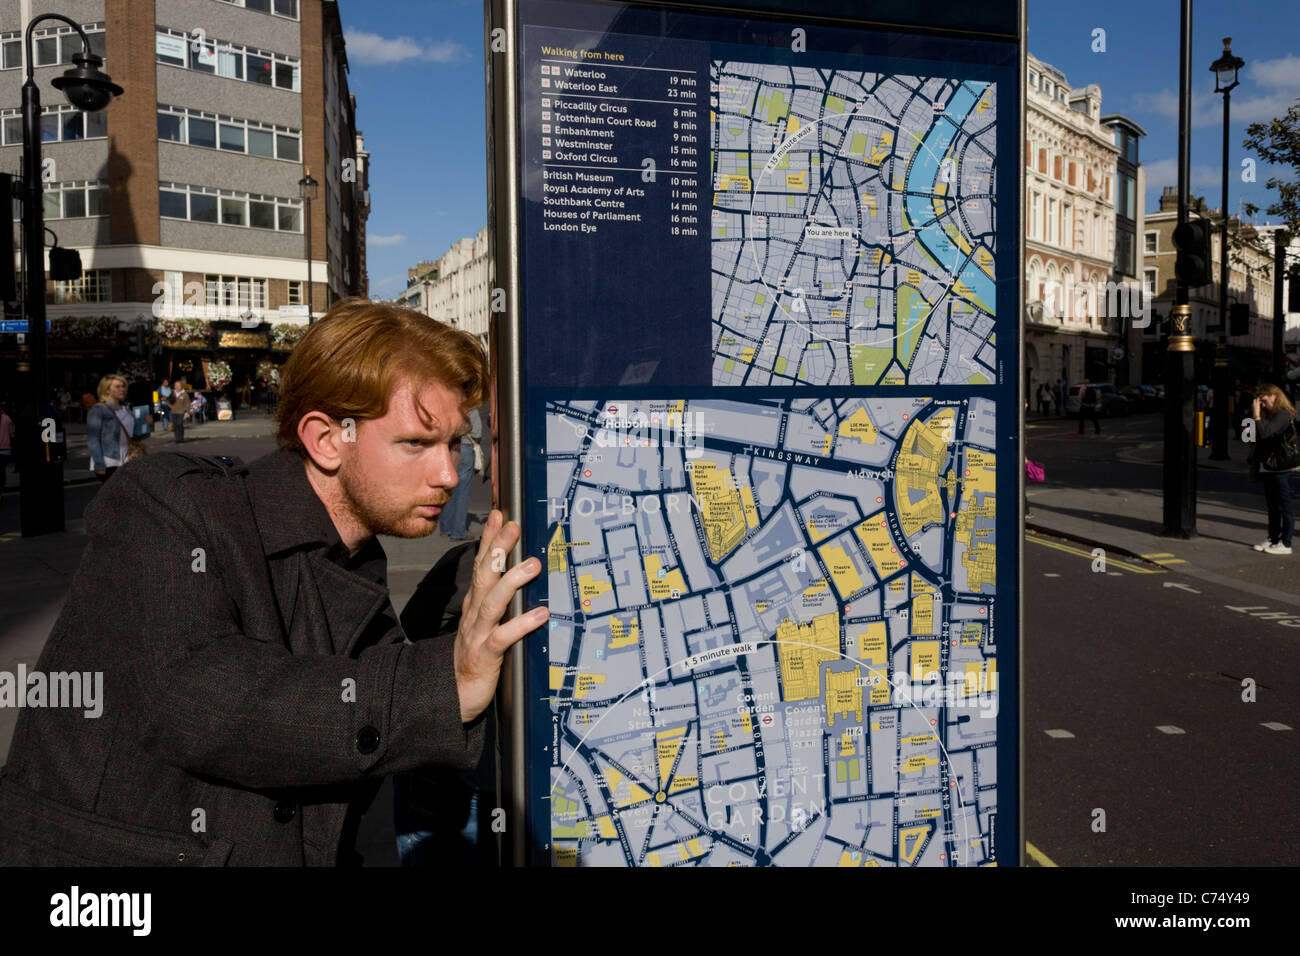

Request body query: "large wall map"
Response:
[543, 398, 1000, 866]
[711, 64, 998, 386]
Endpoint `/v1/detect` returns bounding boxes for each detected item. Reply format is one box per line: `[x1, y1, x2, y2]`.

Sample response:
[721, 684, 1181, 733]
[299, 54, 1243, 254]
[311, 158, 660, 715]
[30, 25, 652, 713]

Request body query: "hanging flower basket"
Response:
[270, 323, 306, 350]
[50, 316, 121, 340]
[255, 360, 281, 388]
[207, 359, 233, 390]
[155, 318, 211, 345]
[115, 358, 153, 383]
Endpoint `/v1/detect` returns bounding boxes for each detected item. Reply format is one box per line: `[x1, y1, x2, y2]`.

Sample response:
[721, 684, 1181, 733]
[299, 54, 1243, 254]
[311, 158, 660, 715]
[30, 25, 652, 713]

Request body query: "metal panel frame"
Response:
[487, 0, 1026, 868]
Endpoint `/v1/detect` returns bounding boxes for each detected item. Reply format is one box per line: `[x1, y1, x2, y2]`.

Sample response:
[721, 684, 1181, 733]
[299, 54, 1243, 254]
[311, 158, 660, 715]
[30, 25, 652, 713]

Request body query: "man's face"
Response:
[337, 376, 468, 539]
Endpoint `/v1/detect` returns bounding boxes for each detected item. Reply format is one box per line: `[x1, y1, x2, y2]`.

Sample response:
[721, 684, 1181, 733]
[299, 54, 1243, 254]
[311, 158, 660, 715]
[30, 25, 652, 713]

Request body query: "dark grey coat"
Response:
[0, 448, 483, 866]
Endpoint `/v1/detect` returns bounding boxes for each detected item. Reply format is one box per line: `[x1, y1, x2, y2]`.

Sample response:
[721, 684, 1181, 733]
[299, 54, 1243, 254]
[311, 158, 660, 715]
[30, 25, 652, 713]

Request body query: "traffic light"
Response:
[48, 244, 82, 282]
[1229, 302, 1250, 337]
[1172, 218, 1212, 288]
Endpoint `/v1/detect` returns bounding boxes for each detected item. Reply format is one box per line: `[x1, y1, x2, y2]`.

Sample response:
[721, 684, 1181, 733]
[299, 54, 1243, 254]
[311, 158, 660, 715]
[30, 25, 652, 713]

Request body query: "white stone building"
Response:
[1023, 54, 1122, 398]
[396, 226, 491, 352]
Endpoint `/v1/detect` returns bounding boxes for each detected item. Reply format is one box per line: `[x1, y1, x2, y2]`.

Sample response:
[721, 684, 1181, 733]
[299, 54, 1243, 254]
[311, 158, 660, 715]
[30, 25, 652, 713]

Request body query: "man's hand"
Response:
[454, 510, 549, 724]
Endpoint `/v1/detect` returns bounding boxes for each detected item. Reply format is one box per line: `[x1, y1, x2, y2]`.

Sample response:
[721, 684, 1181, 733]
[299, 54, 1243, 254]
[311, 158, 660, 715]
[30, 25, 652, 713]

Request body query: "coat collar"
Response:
[246, 448, 386, 587]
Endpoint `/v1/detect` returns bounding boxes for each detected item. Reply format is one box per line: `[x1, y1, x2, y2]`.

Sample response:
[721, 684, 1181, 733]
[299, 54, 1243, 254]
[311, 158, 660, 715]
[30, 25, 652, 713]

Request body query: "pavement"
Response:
[1025, 411, 1300, 608]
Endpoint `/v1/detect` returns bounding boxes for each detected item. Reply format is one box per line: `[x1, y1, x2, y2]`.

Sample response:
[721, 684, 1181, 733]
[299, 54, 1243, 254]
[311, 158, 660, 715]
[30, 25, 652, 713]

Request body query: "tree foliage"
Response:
[1243, 99, 1300, 250]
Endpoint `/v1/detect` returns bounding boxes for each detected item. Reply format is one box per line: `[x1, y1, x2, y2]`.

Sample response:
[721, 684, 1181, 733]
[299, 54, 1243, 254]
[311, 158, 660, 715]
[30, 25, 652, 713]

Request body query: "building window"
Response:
[28, 24, 105, 69]
[55, 269, 111, 304]
[157, 105, 302, 162]
[155, 27, 299, 91]
[287, 280, 304, 305]
[0, 33, 21, 70]
[1047, 198, 1057, 244]
[159, 181, 302, 232]
[2, 105, 106, 145]
[205, 275, 268, 310]
[1144, 232, 1157, 255]
[1028, 70, 1037, 87]
[216, 0, 300, 19]
[41, 181, 109, 219]
[1115, 230, 1136, 277]
[1143, 268, 1158, 295]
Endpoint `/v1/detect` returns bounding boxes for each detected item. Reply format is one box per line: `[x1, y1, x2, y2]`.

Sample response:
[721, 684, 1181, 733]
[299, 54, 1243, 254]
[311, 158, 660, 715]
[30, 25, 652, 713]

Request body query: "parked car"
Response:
[1065, 383, 1130, 417]
[1121, 384, 1161, 411]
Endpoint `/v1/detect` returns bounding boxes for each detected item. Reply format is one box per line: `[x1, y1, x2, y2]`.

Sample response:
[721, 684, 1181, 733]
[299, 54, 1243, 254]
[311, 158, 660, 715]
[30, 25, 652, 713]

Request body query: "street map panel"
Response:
[545, 397, 999, 866]
[711, 63, 998, 386]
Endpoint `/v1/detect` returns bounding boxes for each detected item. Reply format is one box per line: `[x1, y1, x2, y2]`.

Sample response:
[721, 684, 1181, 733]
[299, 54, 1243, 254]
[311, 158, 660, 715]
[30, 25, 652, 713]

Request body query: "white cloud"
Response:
[371, 275, 404, 290]
[1249, 54, 1300, 92]
[368, 233, 407, 247]
[344, 29, 469, 65]
[1131, 73, 1299, 130]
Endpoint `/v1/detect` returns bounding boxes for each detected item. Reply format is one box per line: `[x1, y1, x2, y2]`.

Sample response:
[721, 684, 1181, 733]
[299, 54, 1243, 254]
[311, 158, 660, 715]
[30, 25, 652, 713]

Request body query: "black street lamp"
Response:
[1208, 37, 1244, 461]
[15, 14, 122, 537]
[298, 168, 318, 325]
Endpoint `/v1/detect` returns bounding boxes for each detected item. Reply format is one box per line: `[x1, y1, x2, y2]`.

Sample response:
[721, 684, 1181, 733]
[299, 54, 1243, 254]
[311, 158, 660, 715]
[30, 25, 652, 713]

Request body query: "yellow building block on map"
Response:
[574, 673, 606, 700]
[656, 726, 686, 783]
[608, 616, 639, 650]
[775, 613, 840, 702]
[579, 573, 612, 602]
[911, 641, 939, 682]
[838, 406, 878, 445]
[819, 542, 865, 599]
[644, 555, 687, 602]
[548, 524, 567, 574]
[786, 171, 808, 190]
[856, 517, 904, 577]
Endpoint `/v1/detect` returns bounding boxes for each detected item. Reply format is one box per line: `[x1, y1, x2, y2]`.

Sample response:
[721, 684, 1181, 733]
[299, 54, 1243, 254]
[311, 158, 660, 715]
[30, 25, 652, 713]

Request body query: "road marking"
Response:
[1261, 722, 1292, 731]
[1025, 534, 1165, 574]
[1162, 582, 1201, 593]
[1043, 573, 1060, 577]
[1155, 725, 1186, 734]
[1025, 841, 1058, 867]
[1224, 605, 1300, 628]
[1044, 729, 1074, 739]
[1141, 552, 1187, 565]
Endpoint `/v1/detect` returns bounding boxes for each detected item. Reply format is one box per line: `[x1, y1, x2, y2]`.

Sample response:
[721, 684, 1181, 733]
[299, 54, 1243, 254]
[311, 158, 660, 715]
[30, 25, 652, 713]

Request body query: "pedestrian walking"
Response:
[158, 379, 172, 431]
[1077, 379, 1100, 435]
[1037, 383, 1051, 417]
[439, 406, 482, 541]
[85, 375, 135, 483]
[169, 382, 191, 443]
[1248, 383, 1298, 555]
[0, 402, 15, 503]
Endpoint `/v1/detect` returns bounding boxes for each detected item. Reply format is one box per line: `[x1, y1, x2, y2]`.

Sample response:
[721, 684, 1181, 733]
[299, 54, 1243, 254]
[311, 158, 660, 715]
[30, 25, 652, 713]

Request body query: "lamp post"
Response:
[1208, 38, 1244, 461]
[16, 14, 121, 537]
[299, 168, 318, 325]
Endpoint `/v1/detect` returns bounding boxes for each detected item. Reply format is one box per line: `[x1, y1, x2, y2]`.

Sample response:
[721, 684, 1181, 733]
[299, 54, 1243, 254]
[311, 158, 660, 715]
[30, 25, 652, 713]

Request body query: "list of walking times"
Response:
[532, 39, 702, 239]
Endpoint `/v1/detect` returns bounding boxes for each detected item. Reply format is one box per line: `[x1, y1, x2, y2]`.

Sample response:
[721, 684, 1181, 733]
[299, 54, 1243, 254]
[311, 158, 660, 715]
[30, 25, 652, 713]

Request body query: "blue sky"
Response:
[340, 0, 1300, 296]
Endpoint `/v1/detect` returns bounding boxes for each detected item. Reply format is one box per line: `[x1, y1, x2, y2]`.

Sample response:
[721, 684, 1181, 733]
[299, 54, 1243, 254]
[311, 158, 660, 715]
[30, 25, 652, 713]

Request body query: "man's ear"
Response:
[299, 411, 345, 473]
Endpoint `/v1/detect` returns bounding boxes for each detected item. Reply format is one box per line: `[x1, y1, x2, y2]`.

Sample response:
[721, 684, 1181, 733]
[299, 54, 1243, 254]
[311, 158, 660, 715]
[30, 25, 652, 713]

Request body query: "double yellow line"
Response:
[1025, 533, 1167, 575]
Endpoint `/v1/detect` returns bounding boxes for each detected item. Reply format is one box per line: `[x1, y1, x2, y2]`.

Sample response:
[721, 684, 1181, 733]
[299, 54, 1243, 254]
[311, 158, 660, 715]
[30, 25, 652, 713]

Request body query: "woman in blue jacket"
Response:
[85, 375, 135, 483]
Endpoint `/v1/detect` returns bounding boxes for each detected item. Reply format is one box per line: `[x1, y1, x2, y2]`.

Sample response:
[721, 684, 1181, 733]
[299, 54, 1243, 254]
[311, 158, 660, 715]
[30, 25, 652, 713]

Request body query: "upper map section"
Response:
[711, 64, 998, 386]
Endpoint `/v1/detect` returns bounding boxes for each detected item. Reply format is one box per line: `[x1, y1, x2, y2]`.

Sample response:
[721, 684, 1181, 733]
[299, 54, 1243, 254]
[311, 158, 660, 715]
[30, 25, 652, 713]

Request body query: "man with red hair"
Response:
[0, 299, 545, 866]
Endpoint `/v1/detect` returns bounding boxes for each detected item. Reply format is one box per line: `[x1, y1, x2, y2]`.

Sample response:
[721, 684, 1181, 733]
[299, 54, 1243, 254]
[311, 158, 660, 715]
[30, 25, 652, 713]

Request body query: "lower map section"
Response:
[542, 396, 999, 866]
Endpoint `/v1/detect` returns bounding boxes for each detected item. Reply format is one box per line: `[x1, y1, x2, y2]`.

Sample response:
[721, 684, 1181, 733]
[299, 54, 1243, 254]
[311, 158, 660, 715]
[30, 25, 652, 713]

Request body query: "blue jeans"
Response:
[393, 769, 480, 867]
[1262, 472, 1294, 546]
[439, 438, 475, 538]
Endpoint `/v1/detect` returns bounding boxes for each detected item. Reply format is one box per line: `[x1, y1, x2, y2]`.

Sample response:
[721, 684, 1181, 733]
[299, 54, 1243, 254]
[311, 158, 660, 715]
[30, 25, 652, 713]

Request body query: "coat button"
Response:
[355, 726, 381, 754]
[273, 801, 296, 823]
